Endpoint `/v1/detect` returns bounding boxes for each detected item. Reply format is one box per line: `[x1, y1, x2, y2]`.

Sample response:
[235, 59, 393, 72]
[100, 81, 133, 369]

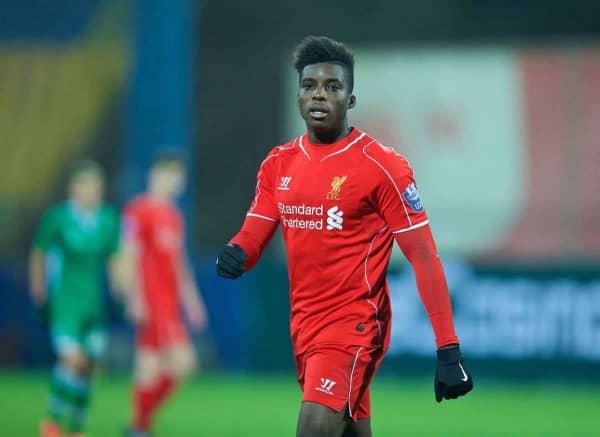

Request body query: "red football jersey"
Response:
[123, 195, 184, 318]
[233, 128, 432, 354]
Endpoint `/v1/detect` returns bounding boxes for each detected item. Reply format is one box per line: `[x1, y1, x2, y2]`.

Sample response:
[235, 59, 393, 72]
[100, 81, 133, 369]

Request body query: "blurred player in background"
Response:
[121, 152, 207, 437]
[29, 160, 122, 437]
[217, 36, 473, 437]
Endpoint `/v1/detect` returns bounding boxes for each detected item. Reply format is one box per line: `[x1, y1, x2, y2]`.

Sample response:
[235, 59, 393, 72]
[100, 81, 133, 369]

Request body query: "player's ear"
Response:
[348, 95, 356, 109]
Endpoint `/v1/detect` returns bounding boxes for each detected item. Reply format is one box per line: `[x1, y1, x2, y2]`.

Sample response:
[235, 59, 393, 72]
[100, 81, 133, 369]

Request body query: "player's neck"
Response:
[147, 190, 174, 204]
[69, 198, 99, 213]
[307, 122, 350, 145]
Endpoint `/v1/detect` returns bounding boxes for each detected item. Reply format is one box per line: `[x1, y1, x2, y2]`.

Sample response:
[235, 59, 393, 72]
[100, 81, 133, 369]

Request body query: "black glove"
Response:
[216, 243, 247, 279]
[434, 344, 473, 403]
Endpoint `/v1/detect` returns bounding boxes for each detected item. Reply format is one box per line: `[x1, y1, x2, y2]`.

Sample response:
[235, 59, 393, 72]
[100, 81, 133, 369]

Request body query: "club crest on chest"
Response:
[326, 176, 347, 200]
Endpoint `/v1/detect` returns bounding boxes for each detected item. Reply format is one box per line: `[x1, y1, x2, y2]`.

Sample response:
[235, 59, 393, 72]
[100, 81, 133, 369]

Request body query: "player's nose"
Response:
[312, 84, 326, 100]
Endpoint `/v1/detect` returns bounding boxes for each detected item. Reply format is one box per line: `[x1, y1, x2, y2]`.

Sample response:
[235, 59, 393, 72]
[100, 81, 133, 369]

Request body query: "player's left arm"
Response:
[366, 142, 473, 402]
[177, 254, 208, 331]
[394, 226, 458, 348]
[395, 226, 473, 402]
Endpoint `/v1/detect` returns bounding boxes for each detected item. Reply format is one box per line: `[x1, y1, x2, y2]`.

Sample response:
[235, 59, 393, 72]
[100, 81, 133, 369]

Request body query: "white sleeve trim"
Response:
[247, 213, 279, 222]
[392, 219, 429, 234]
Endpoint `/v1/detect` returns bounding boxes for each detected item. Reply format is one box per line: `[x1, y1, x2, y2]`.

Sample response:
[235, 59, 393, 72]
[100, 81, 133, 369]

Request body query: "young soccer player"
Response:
[121, 152, 207, 437]
[30, 160, 122, 437]
[217, 36, 474, 437]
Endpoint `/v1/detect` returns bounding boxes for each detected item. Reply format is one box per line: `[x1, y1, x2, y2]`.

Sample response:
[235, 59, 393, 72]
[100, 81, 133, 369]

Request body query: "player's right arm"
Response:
[216, 149, 280, 279]
[29, 250, 47, 306]
[29, 208, 58, 306]
[119, 203, 147, 325]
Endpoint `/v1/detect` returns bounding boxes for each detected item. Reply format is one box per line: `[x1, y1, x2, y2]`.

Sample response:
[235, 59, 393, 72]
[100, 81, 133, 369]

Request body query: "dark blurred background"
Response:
[1, 0, 600, 379]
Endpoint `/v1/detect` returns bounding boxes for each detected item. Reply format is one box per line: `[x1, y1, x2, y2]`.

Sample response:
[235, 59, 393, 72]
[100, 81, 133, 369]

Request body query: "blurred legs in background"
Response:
[128, 342, 196, 436]
[43, 346, 93, 437]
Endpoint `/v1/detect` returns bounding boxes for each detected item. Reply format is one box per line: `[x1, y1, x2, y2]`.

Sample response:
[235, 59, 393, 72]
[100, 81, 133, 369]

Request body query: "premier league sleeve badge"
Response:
[402, 182, 424, 212]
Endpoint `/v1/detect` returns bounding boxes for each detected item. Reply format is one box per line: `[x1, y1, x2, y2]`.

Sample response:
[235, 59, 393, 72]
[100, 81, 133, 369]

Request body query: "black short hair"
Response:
[68, 159, 105, 182]
[292, 36, 355, 91]
[152, 148, 187, 170]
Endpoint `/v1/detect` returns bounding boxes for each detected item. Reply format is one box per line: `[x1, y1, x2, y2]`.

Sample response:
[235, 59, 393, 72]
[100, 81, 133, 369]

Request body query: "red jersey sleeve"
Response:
[394, 226, 459, 348]
[364, 142, 429, 234]
[230, 148, 280, 269]
[246, 149, 281, 223]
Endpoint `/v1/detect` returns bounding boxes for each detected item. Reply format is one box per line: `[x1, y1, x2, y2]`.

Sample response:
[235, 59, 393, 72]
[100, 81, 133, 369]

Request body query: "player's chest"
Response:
[60, 218, 107, 254]
[147, 212, 183, 253]
[274, 158, 371, 218]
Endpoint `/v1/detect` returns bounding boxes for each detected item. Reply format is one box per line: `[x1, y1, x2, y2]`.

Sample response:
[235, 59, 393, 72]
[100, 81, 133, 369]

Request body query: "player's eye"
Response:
[327, 83, 342, 91]
[301, 82, 314, 90]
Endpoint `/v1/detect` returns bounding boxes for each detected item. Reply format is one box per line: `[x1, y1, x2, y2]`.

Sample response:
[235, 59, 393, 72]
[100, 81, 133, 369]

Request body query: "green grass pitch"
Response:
[0, 371, 597, 436]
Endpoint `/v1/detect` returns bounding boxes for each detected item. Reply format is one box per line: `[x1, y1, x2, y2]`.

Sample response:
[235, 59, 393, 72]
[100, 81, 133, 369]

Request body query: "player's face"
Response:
[152, 165, 186, 199]
[70, 173, 104, 208]
[298, 63, 354, 134]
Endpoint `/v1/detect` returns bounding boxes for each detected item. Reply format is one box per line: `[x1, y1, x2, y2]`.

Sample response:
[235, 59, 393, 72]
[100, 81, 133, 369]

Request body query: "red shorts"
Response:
[136, 316, 189, 350]
[295, 344, 384, 421]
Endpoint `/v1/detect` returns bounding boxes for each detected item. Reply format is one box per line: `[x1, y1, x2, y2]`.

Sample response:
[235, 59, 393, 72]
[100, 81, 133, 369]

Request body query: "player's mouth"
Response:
[308, 107, 329, 120]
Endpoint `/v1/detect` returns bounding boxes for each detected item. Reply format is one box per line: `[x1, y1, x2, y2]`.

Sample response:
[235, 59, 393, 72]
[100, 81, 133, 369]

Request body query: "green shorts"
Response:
[51, 325, 107, 360]
[49, 302, 107, 360]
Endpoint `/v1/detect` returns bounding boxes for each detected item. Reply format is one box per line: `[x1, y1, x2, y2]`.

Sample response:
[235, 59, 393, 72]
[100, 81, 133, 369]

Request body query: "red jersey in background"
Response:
[123, 195, 184, 326]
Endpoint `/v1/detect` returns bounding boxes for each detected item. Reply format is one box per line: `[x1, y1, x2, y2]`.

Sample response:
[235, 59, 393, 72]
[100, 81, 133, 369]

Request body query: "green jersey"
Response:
[34, 202, 120, 320]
